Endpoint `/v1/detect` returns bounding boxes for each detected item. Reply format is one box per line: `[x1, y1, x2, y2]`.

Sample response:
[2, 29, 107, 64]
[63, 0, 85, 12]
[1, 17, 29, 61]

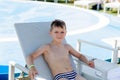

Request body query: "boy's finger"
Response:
[31, 73, 34, 80]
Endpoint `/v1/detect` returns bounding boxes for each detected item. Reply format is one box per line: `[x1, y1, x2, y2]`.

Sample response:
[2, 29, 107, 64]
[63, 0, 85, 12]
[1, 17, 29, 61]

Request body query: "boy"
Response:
[27, 19, 94, 80]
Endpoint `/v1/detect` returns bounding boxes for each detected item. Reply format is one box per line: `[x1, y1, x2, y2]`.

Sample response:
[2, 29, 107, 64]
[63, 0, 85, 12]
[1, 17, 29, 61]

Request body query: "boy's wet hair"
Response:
[50, 19, 66, 31]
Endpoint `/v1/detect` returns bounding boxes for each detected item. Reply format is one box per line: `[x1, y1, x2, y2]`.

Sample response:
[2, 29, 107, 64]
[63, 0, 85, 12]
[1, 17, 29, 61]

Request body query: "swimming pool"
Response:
[0, 65, 8, 80]
[0, 0, 120, 79]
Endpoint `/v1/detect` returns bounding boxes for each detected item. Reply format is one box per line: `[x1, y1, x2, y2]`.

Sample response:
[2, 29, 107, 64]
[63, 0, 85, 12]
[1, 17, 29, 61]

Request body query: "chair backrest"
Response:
[14, 22, 76, 80]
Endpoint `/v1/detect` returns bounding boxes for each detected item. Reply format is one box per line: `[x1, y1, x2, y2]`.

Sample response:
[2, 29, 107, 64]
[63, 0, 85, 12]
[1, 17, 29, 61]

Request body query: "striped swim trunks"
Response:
[53, 70, 77, 80]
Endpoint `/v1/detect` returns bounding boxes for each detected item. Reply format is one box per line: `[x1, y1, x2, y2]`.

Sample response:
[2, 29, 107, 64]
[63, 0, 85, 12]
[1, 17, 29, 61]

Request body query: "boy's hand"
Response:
[28, 67, 38, 80]
[87, 60, 95, 68]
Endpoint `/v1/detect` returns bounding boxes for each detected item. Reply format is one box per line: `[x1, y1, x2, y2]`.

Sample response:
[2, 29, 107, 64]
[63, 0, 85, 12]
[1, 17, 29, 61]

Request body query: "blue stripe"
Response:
[53, 70, 77, 80]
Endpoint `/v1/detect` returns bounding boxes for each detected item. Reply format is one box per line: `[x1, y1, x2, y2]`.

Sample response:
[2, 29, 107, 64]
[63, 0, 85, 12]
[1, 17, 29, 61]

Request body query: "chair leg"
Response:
[9, 62, 15, 80]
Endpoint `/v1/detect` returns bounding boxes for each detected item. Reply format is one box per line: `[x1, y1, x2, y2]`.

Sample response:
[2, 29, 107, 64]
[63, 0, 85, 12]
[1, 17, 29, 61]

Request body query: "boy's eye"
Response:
[61, 32, 64, 33]
[55, 31, 58, 33]
[54, 31, 65, 33]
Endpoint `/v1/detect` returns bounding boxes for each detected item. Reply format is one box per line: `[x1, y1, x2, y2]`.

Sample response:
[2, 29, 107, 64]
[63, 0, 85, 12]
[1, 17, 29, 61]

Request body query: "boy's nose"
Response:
[57, 34, 63, 38]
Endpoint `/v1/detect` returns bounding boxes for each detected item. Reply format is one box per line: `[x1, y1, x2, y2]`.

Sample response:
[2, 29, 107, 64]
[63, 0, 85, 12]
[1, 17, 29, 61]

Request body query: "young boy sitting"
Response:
[27, 19, 95, 80]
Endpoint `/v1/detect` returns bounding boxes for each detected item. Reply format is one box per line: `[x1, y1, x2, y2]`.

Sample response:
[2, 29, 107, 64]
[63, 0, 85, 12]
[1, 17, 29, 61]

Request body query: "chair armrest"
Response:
[9, 61, 29, 80]
[9, 61, 47, 80]
[9, 61, 29, 73]
[74, 58, 103, 80]
[94, 59, 120, 80]
[74, 58, 120, 80]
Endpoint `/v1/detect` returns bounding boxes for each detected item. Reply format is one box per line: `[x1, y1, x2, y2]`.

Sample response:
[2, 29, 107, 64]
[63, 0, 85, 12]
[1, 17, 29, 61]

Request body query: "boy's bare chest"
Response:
[44, 46, 69, 60]
[50, 46, 68, 55]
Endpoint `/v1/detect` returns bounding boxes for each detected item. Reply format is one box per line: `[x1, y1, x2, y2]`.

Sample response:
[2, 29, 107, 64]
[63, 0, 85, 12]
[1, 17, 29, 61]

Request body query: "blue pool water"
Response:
[0, 65, 8, 80]
[0, 1, 120, 79]
[0, 65, 20, 80]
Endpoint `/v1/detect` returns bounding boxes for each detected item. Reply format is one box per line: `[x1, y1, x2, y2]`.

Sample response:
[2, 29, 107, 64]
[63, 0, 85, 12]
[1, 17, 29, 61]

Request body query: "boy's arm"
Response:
[27, 45, 48, 66]
[66, 44, 94, 68]
[26, 45, 48, 79]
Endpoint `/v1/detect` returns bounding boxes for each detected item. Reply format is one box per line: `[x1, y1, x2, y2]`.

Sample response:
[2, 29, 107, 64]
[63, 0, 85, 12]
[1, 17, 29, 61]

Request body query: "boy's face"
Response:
[50, 26, 66, 43]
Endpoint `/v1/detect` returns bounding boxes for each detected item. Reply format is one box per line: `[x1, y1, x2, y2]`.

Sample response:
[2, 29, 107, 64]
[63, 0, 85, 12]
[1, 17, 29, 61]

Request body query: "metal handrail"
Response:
[77, 39, 119, 64]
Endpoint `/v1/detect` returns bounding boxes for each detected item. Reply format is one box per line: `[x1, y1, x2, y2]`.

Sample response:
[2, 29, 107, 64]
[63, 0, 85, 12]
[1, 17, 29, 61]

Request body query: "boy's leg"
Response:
[75, 74, 87, 80]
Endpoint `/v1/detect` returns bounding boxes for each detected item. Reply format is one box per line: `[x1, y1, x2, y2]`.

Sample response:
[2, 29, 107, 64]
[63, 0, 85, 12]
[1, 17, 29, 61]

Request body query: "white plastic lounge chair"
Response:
[9, 22, 120, 80]
[74, 0, 102, 10]
[104, 0, 120, 16]
[9, 22, 77, 80]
